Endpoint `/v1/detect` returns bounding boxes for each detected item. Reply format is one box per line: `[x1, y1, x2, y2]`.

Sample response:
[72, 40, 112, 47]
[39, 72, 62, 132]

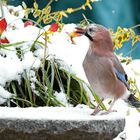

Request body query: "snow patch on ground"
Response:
[113, 99, 140, 140]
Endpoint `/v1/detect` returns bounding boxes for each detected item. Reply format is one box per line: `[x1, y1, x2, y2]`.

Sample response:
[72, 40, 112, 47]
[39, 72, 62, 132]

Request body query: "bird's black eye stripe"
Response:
[85, 32, 93, 41]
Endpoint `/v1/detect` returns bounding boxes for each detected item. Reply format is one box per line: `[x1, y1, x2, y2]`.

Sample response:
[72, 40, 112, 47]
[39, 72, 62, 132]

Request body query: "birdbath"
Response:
[0, 107, 125, 140]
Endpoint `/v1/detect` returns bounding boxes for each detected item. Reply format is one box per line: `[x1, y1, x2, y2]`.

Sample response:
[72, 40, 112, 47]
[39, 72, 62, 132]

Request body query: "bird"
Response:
[74, 24, 140, 115]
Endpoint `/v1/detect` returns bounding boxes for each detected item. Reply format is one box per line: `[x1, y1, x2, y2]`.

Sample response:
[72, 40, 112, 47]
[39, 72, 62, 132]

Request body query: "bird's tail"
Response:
[127, 94, 140, 108]
[122, 91, 140, 108]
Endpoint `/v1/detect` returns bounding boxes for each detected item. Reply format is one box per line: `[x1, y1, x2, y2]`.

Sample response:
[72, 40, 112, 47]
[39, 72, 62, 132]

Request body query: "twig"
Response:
[129, 24, 140, 29]
[82, 14, 89, 25]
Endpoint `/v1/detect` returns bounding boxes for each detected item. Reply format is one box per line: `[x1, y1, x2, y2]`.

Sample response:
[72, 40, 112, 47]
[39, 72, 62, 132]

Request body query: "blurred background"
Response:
[7, 0, 140, 59]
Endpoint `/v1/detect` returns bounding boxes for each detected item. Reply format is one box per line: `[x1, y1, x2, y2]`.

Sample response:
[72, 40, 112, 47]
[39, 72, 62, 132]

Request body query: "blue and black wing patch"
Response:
[114, 68, 130, 90]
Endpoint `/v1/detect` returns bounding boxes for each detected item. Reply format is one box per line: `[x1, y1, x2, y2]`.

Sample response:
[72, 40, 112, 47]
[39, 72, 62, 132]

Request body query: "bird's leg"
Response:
[108, 98, 117, 112]
[101, 98, 117, 115]
[91, 98, 104, 115]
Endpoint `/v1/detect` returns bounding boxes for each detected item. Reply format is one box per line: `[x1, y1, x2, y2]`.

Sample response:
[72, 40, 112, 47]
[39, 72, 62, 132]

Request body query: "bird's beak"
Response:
[75, 27, 86, 35]
[74, 27, 93, 41]
[68, 27, 86, 40]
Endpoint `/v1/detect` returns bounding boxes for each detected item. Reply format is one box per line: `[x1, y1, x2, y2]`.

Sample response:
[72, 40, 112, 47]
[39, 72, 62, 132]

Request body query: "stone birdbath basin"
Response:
[0, 107, 125, 140]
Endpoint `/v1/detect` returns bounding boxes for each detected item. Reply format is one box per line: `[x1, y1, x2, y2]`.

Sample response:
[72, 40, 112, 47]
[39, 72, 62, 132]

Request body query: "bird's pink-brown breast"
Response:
[83, 49, 126, 99]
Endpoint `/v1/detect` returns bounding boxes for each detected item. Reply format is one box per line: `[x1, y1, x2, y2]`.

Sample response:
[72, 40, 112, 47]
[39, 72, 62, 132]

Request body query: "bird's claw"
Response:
[100, 109, 117, 115]
[91, 109, 117, 116]
[91, 108, 103, 116]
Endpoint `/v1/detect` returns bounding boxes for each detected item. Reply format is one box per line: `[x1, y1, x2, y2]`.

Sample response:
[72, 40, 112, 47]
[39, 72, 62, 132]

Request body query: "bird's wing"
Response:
[110, 55, 130, 90]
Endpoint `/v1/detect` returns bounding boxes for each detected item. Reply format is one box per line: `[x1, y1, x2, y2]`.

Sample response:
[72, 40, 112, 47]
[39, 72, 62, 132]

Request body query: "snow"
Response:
[54, 91, 71, 107]
[22, 51, 41, 70]
[113, 99, 140, 140]
[2, 5, 24, 30]
[0, 106, 123, 120]
[5, 26, 41, 43]
[0, 55, 22, 86]
[5, 5, 25, 19]
[0, 86, 12, 104]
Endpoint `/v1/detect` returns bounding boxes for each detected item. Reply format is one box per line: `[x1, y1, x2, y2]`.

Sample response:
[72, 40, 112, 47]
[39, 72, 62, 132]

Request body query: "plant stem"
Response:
[82, 14, 89, 25]
[130, 24, 140, 29]
[0, 0, 4, 18]
[42, 31, 47, 86]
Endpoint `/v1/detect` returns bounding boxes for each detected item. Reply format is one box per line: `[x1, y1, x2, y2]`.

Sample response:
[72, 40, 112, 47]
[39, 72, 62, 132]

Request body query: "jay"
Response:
[74, 24, 140, 115]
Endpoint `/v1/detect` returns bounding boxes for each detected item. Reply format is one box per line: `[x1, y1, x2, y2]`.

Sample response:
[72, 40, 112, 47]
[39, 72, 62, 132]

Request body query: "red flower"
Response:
[48, 23, 59, 32]
[0, 37, 9, 44]
[0, 18, 7, 36]
[24, 21, 34, 27]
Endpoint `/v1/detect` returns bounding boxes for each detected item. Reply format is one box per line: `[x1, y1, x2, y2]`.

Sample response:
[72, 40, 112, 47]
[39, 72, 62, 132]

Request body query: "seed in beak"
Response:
[68, 27, 86, 44]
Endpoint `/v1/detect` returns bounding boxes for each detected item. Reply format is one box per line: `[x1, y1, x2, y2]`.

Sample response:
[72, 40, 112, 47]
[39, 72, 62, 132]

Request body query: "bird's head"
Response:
[74, 24, 114, 51]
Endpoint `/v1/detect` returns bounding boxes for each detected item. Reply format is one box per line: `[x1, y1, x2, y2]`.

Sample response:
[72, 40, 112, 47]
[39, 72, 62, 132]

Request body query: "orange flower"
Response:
[0, 18, 7, 36]
[48, 23, 59, 32]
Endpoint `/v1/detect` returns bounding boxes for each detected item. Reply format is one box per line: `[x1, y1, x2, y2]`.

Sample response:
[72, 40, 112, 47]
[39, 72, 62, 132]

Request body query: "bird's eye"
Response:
[88, 28, 94, 33]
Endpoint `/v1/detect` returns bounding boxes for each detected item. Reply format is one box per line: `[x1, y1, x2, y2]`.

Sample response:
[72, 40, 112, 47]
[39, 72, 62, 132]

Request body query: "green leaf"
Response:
[46, 6, 51, 14]
[33, 2, 38, 9]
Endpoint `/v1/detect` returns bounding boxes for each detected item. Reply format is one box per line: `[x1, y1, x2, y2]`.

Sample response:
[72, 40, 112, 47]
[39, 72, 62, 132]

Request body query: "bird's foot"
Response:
[91, 108, 103, 116]
[100, 109, 117, 115]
